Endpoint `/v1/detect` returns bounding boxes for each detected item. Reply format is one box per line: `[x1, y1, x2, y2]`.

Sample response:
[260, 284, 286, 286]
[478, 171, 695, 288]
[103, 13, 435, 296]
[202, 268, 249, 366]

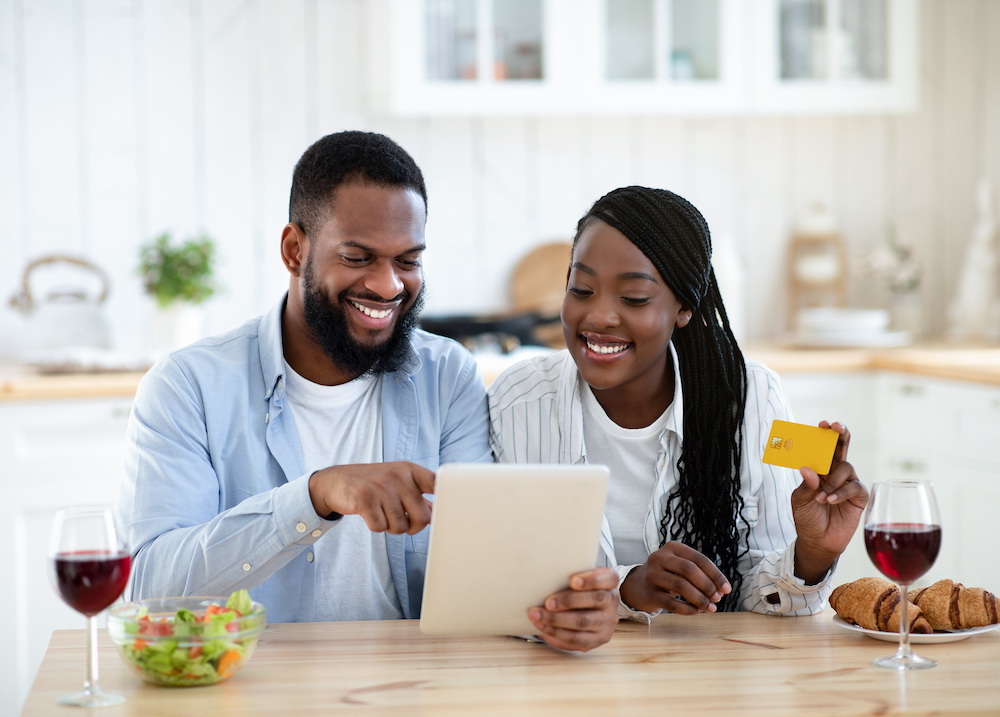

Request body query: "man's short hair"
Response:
[289, 131, 428, 237]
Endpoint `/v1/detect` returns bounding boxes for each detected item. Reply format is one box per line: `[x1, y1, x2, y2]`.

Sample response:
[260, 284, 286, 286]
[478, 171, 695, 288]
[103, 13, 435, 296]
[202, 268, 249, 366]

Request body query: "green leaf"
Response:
[138, 232, 218, 307]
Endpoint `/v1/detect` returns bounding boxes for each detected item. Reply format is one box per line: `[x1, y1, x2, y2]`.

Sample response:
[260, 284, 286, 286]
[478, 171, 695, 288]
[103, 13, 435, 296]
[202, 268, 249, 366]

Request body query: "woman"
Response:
[490, 186, 867, 627]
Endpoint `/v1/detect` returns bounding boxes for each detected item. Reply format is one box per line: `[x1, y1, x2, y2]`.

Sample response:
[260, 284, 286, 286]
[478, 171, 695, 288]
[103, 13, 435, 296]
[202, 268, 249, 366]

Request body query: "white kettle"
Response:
[8, 255, 112, 356]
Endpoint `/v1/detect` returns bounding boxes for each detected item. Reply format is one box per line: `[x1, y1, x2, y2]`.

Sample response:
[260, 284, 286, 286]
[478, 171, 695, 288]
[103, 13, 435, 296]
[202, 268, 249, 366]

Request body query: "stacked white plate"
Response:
[787, 308, 911, 348]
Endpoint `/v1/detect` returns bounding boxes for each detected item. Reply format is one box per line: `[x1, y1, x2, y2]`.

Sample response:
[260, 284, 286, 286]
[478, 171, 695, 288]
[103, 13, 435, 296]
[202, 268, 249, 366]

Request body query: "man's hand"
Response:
[527, 568, 619, 652]
[620, 542, 732, 615]
[790, 421, 869, 584]
[308, 462, 435, 535]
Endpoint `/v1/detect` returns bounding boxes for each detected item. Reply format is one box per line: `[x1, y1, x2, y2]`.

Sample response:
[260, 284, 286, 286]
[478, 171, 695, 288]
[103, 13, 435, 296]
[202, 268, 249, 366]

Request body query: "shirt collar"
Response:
[663, 341, 685, 441]
[258, 295, 287, 400]
[257, 292, 423, 400]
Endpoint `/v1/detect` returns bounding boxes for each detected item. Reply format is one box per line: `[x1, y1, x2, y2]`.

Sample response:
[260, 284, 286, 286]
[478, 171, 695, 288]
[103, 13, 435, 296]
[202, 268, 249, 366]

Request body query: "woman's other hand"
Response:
[790, 421, 869, 584]
[620, 542, 732, 614]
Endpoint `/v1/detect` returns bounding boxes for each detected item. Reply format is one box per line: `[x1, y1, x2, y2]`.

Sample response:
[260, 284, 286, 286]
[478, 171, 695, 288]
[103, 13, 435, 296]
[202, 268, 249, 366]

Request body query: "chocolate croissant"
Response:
[910, 580, 1000, 631]
[829, 577, 932, 634]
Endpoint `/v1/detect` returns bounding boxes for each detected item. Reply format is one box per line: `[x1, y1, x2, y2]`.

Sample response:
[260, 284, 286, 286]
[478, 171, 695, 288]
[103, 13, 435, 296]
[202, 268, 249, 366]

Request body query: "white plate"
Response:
[832, 615, 1000, 643]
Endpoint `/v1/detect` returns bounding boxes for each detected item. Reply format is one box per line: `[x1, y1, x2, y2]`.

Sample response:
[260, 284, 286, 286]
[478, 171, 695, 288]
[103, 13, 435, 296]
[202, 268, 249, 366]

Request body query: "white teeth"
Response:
[586, 340, 629, 355]
[352, 301, 391, 319]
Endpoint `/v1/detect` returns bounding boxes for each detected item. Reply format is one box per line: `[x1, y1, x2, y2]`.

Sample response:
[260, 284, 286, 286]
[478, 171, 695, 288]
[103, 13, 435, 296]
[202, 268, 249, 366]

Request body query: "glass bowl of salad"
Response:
[107, 590, 266, 686]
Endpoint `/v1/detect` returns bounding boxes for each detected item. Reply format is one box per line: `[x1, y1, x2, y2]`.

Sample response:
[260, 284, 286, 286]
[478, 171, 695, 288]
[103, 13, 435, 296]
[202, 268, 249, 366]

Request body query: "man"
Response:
[118, 131, 617, 651]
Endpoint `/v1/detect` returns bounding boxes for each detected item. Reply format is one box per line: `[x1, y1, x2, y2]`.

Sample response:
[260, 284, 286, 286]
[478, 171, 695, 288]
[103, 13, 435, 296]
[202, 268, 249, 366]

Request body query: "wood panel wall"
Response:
[1, 0, 998, 354]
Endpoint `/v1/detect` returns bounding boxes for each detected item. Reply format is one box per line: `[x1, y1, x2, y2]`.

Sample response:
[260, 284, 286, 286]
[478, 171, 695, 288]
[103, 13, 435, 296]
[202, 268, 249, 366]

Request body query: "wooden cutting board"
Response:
[509, 241, 573, 318]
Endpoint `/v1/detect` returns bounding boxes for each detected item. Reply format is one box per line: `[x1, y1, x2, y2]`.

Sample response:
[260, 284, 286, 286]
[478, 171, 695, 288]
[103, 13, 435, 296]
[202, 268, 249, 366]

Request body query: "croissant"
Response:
[910, 579, 1000, 631]
[829, 577, 932, 634]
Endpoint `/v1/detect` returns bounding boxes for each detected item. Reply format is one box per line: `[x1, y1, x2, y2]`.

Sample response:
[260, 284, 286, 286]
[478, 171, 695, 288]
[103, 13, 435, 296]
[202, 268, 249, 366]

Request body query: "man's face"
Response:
[299, 181, 426, 378]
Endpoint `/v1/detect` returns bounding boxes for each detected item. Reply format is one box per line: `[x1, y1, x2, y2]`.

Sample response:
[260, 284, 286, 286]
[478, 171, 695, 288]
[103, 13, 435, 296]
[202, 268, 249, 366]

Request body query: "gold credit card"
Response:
[762, 420, 839, 474]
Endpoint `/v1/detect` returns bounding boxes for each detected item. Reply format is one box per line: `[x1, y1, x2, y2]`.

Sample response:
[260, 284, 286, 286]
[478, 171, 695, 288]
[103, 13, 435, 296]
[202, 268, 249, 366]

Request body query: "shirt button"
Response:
[307, 552, 314, 563]
[311, 529, 322, 537]
[242, 563, 251, 571]
[296, 522, 307, 533]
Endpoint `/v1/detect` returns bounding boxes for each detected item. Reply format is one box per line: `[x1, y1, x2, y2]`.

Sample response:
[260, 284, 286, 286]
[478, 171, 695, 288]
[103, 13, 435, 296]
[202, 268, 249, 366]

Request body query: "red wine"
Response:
[864, 523, 941, 585]
[53, 551, 131, 616]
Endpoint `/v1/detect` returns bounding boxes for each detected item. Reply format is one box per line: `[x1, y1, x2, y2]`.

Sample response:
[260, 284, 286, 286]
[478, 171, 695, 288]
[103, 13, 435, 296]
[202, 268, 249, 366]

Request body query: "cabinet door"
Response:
[779, 371, 877, 455]
[876, 373, 955, 456]
[749, 0, 919, 114]
[0, 398, 131, 717]
[950, 381, 1000, 472]
[382, 0, 571, 115]
[946, 462, 1000, 593]
[589, 0, 750, 115]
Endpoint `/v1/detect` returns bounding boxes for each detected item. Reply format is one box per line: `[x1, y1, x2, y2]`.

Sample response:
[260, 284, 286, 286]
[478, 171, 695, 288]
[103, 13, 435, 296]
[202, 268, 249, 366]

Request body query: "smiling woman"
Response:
[488, 185, 868, 624]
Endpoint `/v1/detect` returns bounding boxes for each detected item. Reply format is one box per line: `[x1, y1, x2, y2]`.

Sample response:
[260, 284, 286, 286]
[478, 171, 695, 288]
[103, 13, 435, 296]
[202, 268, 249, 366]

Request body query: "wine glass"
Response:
[48, 506, 131, 706]
[864, 480, 942, 670]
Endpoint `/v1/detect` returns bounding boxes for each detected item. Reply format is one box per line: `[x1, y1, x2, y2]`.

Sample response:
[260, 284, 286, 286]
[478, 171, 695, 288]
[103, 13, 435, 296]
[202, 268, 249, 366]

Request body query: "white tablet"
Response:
[419, 462, 610, 636]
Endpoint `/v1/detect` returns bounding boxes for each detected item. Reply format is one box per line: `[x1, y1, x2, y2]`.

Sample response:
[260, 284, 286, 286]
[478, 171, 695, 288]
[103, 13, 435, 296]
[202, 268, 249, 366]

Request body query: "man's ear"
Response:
[676, 305, 693, 328]
[281, 223, 308, 276]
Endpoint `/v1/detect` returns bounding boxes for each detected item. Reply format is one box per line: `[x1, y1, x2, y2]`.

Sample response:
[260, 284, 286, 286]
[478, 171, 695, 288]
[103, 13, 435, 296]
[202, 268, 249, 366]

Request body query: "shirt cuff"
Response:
[759, 539, 837, 612]
[614, 564, 662, 623]
[272, 473, 341, 546]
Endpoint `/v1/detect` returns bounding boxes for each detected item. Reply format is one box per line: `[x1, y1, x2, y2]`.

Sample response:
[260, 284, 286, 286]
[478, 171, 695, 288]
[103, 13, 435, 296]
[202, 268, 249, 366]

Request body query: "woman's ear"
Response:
[676, 305, 693, 328]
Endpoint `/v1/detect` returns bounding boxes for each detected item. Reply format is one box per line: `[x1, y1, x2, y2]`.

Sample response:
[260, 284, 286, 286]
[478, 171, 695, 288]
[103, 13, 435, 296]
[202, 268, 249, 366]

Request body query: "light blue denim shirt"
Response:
[117, 295, 491, 622]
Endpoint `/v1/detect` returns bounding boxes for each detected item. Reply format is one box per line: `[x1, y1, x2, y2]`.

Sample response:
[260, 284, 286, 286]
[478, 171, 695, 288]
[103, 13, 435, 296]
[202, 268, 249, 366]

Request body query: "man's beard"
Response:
[302, 258, 424, 379]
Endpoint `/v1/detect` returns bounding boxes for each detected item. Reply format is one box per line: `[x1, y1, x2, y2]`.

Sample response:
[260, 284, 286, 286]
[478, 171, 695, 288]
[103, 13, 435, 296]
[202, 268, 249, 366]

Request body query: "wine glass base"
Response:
[56, 688, 127, 707]
[872, 653, 938, 670]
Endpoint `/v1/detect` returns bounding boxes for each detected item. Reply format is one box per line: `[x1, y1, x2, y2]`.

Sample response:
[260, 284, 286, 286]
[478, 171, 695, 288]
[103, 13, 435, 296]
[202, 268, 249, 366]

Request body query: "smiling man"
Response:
[117, 132, 491, 624]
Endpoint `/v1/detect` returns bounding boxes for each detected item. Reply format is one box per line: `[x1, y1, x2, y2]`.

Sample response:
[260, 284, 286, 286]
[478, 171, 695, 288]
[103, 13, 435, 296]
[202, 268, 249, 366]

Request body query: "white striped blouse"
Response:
[487, 346, 835, 620]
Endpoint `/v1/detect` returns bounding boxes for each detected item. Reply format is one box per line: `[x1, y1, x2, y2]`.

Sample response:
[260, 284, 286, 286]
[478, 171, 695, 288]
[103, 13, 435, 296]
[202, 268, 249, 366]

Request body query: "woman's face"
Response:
[561, 219, 692, 394]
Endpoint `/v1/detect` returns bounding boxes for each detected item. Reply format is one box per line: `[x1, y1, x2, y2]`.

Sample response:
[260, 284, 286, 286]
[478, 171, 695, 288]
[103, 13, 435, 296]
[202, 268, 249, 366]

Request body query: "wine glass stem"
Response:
[898, 584, 912, 659]
[84, 615, 99, 694]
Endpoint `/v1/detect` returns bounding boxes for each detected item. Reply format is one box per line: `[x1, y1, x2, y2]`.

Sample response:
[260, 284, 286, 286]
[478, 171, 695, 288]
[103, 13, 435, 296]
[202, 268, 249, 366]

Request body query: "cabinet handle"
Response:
[896, 460, 927, 473]
[899, 384, 927, 397]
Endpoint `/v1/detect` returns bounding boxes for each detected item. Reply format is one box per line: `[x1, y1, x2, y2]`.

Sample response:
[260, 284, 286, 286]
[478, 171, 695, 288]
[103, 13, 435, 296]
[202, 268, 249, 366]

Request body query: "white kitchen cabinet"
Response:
[0, 397, 131, 717]
[374, 0, 918, 116]
[776, 369, 1000, 592]
[749, 0, 919, 114]
[875, 373, 1000, 592]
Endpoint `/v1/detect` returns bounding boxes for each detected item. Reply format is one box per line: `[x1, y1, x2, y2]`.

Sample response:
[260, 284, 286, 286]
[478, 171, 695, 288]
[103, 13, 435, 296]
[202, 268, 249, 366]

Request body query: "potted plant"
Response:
[138, 232, 217, 353]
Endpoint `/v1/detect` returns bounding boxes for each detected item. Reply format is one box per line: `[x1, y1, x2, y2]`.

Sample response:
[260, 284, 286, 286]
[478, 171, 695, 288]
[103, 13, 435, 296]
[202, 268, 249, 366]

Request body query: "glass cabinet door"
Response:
[838, 0, 887, 80]
[754, 0, 915, 113]
[423, 0, 544, 83]
[605, 0, 721, 82]
[779, 0, 827, 79]
[778, 0, 888, 81]
[425, 0, 478, 80]
[493, 0, 544, 80]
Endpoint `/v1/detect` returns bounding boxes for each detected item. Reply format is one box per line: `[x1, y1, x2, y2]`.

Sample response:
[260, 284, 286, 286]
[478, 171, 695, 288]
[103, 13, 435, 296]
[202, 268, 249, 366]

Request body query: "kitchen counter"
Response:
[4, 344, 1000, 402]
[22, 611, 1000, 716]
[744, 344, 1000, 386]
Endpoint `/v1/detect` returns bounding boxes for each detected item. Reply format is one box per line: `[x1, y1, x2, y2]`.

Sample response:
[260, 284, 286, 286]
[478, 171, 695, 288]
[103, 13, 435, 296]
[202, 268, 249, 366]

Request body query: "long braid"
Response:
[575, 186, 749, 611]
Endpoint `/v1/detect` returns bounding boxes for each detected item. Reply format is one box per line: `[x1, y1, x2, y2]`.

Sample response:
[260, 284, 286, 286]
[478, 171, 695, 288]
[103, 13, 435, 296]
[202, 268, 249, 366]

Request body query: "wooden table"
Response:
[21, 611, 1000, 716]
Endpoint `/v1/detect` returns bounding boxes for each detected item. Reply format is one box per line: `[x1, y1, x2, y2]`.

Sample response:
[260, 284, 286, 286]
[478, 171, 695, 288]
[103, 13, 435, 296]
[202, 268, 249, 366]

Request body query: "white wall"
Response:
[1, 0, 999, 354]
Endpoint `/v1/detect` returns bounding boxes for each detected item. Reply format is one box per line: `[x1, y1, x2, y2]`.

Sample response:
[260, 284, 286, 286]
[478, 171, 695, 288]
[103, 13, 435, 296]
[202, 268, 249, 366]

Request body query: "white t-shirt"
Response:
[283, 361, 404, 622]
[581, 385, 671, 567]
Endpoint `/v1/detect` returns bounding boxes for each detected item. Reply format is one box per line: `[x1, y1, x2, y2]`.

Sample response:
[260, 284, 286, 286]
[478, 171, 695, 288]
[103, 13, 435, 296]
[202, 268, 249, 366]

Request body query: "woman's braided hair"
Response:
[574, 186, 749, 611]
